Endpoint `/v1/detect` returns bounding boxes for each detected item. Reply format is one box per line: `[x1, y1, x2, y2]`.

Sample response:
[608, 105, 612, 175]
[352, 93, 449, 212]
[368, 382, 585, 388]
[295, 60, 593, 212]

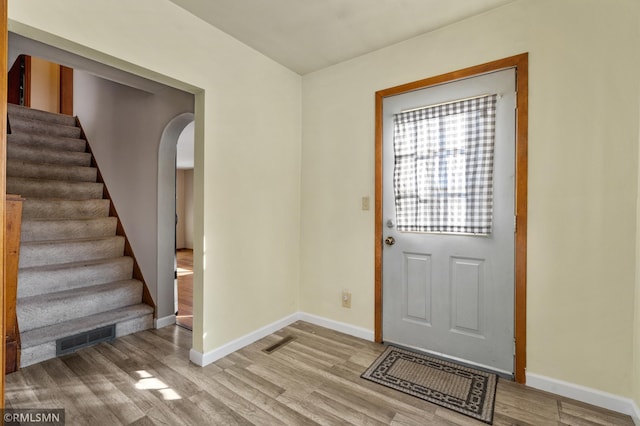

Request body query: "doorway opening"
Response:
[9, 32, 201, 362]
[8, 54, 73, 114]
[175, 121, 194, 330]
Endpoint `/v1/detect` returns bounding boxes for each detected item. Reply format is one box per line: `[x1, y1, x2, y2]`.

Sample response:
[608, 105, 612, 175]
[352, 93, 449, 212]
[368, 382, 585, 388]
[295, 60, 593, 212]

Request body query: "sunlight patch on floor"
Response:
[134, 370, 181, 400]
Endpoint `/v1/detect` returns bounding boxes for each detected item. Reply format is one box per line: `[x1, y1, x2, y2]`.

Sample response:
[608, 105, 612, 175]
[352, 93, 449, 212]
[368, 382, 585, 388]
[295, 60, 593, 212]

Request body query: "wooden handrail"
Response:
[1, 0, 8, 403]
[5, 194, 23, 374]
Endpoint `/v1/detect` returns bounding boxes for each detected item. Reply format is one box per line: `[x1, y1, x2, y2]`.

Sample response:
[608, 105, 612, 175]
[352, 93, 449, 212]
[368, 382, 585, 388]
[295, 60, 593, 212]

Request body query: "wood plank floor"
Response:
[5, 322, 634, 425]
[176, 249, 193, 330]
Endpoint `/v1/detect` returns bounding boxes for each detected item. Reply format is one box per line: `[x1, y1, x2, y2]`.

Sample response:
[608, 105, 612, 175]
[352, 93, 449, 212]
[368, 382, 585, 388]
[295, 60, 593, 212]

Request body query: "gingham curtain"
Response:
[393, 94, 497, 234]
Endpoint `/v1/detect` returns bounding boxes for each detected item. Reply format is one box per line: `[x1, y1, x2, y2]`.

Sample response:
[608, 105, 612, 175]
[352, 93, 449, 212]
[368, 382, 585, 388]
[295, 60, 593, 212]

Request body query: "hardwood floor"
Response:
[176, 249, 193, 330]
[5, 322, 634, 425]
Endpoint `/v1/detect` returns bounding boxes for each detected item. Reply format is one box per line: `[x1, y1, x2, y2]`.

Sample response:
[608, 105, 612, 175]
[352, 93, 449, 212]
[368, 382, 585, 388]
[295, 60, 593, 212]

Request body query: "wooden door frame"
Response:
[374, 53, 528, 383]
[1, 0, 9, 405]
[59, 65, 73, 115]
[7, 55, 29, 107]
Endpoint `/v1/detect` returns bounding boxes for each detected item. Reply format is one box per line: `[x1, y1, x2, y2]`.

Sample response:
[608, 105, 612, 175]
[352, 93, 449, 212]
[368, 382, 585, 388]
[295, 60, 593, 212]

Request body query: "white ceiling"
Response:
[168, 0, 515, 75]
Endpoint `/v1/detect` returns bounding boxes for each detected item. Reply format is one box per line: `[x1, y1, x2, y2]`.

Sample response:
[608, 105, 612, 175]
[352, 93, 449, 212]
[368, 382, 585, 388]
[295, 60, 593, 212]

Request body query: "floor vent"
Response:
[56, 324, 116, 356]
[262, 335, 296, 354]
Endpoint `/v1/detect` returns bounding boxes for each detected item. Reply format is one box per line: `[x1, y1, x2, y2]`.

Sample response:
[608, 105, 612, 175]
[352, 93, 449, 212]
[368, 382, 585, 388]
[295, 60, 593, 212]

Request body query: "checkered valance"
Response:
[393, 94, 498, 234]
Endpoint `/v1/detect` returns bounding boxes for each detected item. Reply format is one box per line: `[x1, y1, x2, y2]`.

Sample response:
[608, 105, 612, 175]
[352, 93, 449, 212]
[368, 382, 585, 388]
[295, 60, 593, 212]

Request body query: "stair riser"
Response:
[10, 118, 82, 139]
[21, 218, 117, 242]
[18, 257, 134, 298]
[8, 145, 92, 167]
[22, 199, 111, 220]
[19, 237, 125, 268]
[7, 133, 86, 153]
[19, 313, 154, 367]
[7, 178, 104, 200]
[18, 281, 143, 332]
[8, 104, 77, 127]
[7, 161, 97, 183]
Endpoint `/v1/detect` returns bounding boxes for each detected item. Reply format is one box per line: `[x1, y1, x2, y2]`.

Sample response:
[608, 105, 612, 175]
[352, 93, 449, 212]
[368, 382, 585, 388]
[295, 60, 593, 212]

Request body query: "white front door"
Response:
[382, 69, 516, 375]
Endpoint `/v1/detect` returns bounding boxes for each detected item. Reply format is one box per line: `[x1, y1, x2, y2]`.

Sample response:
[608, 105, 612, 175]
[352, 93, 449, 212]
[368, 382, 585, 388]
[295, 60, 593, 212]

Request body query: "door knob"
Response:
[384, 236, 395, 246]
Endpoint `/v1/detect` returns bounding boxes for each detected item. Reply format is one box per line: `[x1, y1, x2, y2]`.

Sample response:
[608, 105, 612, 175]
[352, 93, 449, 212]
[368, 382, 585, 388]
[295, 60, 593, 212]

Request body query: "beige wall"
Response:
[301, 0, 640, 398]
[8, 0, 302, 354]
[635, 82, 640, 408]
[73, 70, 193, 320]
[176, 169, 194, 250]
[176, 169, 186, 249]
[29, 56, 59, 113]
[183, 169, 194, 250]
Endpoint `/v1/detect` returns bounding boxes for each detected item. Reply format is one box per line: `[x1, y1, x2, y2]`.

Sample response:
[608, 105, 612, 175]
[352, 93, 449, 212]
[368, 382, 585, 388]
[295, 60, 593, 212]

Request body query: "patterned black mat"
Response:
[361, 346, 498, 424]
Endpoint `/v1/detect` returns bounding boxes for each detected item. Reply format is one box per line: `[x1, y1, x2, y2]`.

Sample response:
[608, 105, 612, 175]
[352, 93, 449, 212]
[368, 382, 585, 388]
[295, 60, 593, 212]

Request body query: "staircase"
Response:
[6, 103, 154, 367]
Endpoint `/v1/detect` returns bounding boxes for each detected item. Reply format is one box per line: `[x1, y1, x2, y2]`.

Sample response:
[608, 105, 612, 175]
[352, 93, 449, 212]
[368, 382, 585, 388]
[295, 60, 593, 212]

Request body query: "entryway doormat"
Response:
[361, 346, 498, 424]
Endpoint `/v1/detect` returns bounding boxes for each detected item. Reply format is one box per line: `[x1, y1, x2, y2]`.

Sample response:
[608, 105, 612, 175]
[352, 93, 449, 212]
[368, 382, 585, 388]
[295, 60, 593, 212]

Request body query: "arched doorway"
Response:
[157, 113, 194, 328]
[175, 121, 195, 329]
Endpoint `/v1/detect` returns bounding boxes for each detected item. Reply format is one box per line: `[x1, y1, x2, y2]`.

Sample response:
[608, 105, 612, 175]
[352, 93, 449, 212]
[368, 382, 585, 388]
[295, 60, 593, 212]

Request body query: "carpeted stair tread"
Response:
[17, 279, 143, 332]
[7, 160, 97, 182]
[18, 257, 134, 298]
[19, 236, 125, 268]
[8, 103, 77, 127]
[22, 199, 110, 219]
[8, 144, 92, 167]
[9, 115, 82, 139]
[21, 217, 117, 242]
[20, 303, 154, 350]
[7, 133, 86, 153]
[7, 176, 104, 200]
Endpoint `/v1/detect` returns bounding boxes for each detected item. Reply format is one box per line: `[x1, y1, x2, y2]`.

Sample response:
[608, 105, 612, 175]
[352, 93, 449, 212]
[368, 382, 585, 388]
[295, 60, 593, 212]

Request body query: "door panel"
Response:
[404, 253, 432, 323]
[450, 257, 484, 335]
[382, 69, 516, 375]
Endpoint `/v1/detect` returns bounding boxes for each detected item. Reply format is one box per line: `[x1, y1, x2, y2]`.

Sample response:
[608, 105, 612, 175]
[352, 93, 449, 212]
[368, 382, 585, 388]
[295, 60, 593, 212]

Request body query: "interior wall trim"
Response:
[189, 312, 301, 367]
[154, 314, 177, 329]
[527, 372, 639, 423]
[188, 311, 374, 367]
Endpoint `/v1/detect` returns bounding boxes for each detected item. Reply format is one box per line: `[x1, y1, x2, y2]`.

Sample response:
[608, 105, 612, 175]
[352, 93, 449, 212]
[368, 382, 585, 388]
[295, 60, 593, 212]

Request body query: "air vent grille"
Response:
[56, 324, 116, 356]
[262, 335, 296, 354]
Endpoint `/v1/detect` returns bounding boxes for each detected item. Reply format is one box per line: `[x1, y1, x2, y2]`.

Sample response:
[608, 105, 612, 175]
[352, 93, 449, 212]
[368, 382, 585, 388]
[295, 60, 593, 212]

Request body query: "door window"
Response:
[393, 95, 497, 235]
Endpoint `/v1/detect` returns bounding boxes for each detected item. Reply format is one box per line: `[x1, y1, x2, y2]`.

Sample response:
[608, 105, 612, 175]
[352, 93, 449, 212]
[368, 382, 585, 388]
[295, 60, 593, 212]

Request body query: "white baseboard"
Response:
[189, 312, 300, 366]
[527, 372, 640, 423]
[154, 314, 176, 329]
[632, 401, 640, 426]
[297, 312, 375, 341]
[189, 311, 375, 367]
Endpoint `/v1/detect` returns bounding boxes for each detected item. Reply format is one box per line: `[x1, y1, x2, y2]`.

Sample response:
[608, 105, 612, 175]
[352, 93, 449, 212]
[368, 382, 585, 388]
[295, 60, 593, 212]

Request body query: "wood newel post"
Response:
[5, 194, 23, 374]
